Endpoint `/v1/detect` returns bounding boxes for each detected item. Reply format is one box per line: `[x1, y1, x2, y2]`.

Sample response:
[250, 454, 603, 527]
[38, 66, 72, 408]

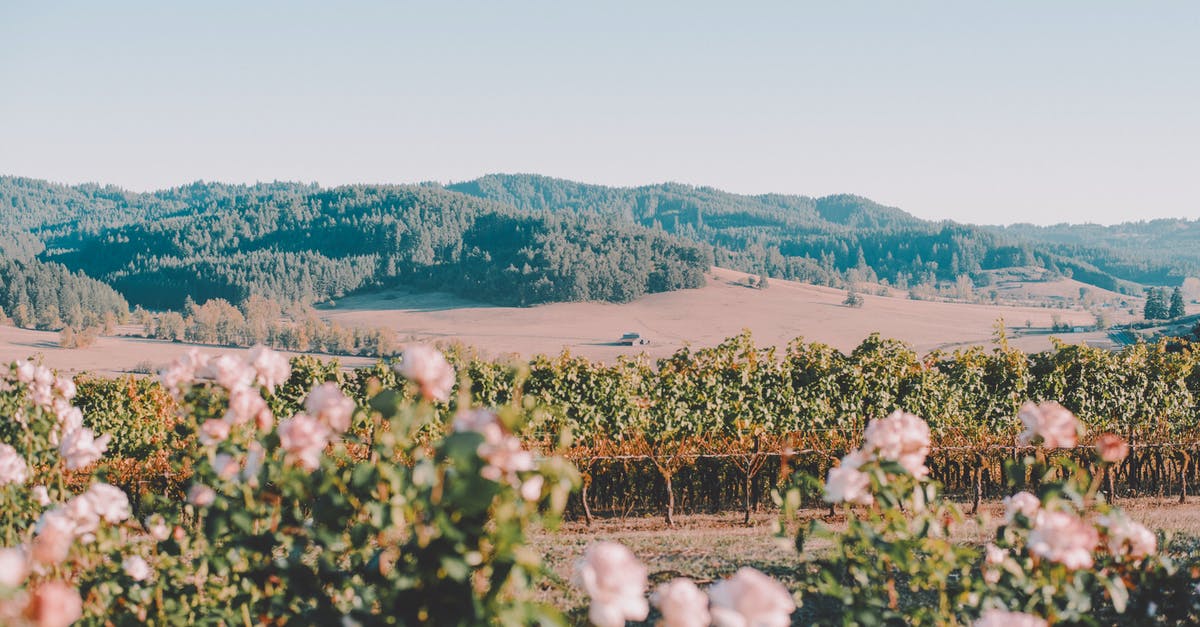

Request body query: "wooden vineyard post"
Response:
[971, 453, 984, 515]
[1180, 450, 1190, 504]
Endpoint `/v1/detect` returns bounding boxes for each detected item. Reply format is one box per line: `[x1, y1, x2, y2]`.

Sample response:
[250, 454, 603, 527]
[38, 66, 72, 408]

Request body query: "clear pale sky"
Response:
[1, 1, 1197, 225]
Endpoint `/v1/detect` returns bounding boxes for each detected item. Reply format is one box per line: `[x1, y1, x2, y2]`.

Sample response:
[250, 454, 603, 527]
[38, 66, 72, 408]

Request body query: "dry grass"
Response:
[533, 498, 1200, 625]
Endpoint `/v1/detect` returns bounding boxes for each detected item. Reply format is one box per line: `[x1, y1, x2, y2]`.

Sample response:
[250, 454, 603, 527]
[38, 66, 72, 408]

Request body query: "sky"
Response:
[1, 1, 1197, 226]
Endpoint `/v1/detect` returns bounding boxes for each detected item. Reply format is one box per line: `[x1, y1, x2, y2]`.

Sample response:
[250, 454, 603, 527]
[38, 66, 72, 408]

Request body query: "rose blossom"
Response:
[1098, 513, 1157, 559]
[520, 475, 544, 502]
[198, 419, 231, 446]
[32, 486, 51, 507]
[862, 410, 932, 478]
[187, 484, 216, 508]
[708, 567, 795, 627]
[83, 483, 131, 524]
[395, 344, 455, 402]
[1095, 433, 1129, 463]
[145, 515, 170, 541]
[573, 541, 649, 627]
[1002, 491, 1041, 525]
[1028, 510, 1099, 570]
[651, 578, 711, 627]
[242, 441, 266, 485]
[123, 555, 152, 582]
[31, 511, 75, 565]
[824, 451, 873, 506]
[0, 547, 28, 588]
[305, 383, 355, 433]
[23, 581, 83, 627]
[225, 387, 268, 426]
[0, 443, 28, 486]
[159, 349, 209, 397]
[278, 413, 332, 471]
[203, 354, 254, 391]
[1017, 401, 1080, 448]
[975, 609, 1047, 627]
[57, 427, 111, 470]
[212, 453, 240, 481]
[983, 543, 1007, 584]
[453, 410, 535, 485]
[246, 345, 290, 392]
[61, 497, 100, 541]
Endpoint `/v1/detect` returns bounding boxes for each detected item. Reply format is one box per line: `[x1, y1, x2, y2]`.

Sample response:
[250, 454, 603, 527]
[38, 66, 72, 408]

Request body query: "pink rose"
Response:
[1002, 491, 1041, 525]
[824, 451, 873, 506]
[304, 383, 355, 433]
[198, 419, 231, 446]
[246, 345, 290, 392]
[573, 542, 649, 627]
[23, 581, 83, 627]
[278, 414, 331, 471]
[0, 443, 28, 486]
[395, 345, 455, 402]
[1017, 401, 1080, 448]
[651, 578, 710, 627]
[187, 484, 217, 508]
[1028, 510, 1099, 570]
[862, 410, 931, 478]
[708, 567, 795, 627]
[57, 428, 111, 470]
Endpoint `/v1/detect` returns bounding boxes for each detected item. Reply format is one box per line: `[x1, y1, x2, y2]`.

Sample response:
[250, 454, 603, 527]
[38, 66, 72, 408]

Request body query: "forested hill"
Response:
[997, 220, 1200, 285]
[1, 174, 1194, 331]
[0, 178, 710, 315]
[449, 174, 1192, 292]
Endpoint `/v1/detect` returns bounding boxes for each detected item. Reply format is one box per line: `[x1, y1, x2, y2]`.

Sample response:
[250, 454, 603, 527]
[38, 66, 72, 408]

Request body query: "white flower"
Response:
[225, 387, 268, 426]
[1002, 491, 1041, 525]
[0, 443, 28, 486]
[652, 578, 711, 627]
[278, 413, 331, 471]
[395, 344, 455, 402]
[123, 555, 152, 582]
[1017, 401, 1080, 448]
[1098, 512, 1157, 559]
[212, 453, 240, 481]
[32, 485, 51, 507]
[203, 354, 255, 391]
[145, 514, 170, 541]
[25, 580, 83, 627]
[974, 608, 1047, 627]
[708, 567, 795, 627]
[31, 510, 75, 565]
[454, 410, 535, 486]
[246, 345, 290, 392]
[187, 484, 216, 508]
[62, 497, 99, 540]
[57, 427, 111, 470]
[243, 441, 266, 485]
[305, 382, 355, 433]
[16, 360, 36, 383]
[573, 542, 649, 627]
[520, 475, 544, 502]
[1028, 510, 1099, 570]
[824, 451, 873, 505]
[983, 543, 1007, 584]
[862, 410, 931, 478]
[0, 547, 28, 588]
[54, 376, 77, 401]
[198, 419, 231, 446]
[159, 349, 209, 396]
[83, 483, 131, 524]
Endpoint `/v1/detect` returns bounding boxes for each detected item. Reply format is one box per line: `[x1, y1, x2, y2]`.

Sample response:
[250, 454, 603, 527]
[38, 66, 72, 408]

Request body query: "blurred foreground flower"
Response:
[573, 541, 649, 627]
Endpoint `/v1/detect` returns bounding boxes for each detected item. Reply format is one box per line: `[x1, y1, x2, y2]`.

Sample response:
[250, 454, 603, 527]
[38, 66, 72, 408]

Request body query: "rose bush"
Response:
[0, 346, 579, 625]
